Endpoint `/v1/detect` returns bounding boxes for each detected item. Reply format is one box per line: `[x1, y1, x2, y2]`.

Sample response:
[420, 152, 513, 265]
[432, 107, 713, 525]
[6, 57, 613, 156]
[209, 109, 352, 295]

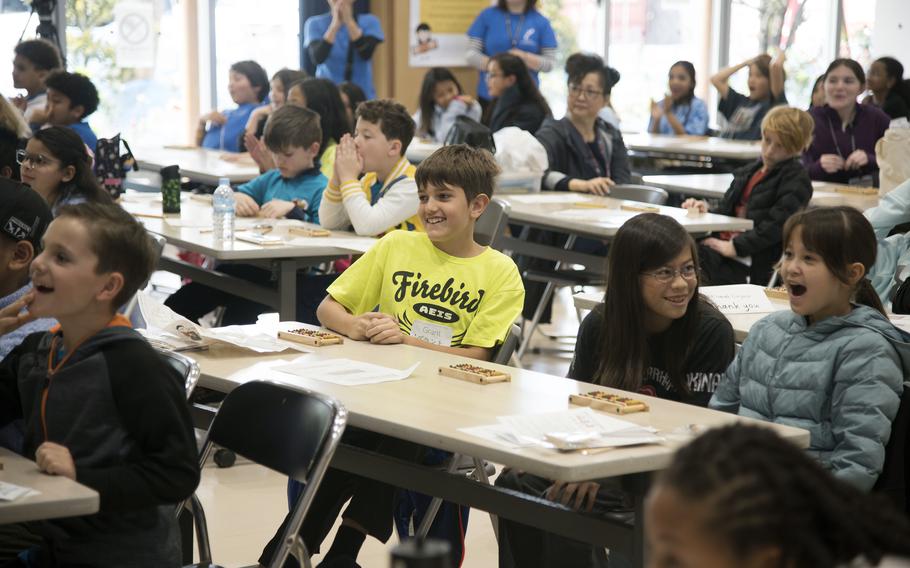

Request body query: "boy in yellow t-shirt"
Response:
[318, 144, 525, 360]
[258, 145, 524, 567]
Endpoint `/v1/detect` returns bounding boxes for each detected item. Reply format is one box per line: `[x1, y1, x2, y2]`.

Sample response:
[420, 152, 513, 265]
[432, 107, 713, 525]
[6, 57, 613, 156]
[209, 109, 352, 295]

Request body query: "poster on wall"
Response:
[408, 0, 493, 67]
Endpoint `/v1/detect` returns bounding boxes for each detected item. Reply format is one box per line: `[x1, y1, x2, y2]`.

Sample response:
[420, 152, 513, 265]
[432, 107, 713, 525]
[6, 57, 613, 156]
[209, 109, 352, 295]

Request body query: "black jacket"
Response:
[535, 116, 632, 190]
[715, 157, 813, 284]
[486, 84, 548, 134]
[0, 324, 199, 567]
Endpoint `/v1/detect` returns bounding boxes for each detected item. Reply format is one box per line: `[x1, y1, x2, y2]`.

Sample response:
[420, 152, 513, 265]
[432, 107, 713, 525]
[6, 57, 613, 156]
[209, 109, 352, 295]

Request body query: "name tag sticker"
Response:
[410, 319, 453, 347]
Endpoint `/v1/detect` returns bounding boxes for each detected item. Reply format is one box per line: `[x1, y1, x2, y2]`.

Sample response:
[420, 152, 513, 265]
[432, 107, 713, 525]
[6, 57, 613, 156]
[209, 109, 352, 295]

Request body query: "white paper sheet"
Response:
[0, 481, 39, 502]
[274, 357, 419, 386]
[474, 408, 662, 450]
[700, 284, 777, 314]
[138, 293, 307, 353]
[165, 217, 212, 229]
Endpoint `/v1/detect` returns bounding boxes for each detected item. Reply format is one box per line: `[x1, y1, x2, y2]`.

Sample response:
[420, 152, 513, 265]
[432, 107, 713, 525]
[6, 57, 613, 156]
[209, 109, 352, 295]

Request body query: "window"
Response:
[537, 0, 605, 118]
[838, 0, 876, 70]
[727, 0, 837, 111]
[606, 0, 712, 131]
[53, 0, 191, 146]
[1, 1, 40, 98]
[210, 0, 300, 111]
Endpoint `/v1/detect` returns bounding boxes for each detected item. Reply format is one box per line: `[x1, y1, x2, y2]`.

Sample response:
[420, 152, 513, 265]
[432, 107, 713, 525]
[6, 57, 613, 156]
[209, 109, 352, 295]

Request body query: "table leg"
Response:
[277, 259, 297, 321]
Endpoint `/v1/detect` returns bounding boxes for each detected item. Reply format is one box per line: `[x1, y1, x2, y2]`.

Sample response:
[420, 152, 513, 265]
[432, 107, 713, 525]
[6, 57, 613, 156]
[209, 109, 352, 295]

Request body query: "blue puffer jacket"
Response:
[865, 178, 910, 307]
[710, 306, 909, 491]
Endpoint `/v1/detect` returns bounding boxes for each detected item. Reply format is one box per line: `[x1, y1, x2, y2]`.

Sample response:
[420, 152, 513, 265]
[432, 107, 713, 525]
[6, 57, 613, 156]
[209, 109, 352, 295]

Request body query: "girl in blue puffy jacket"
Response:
[711, 206, 909, 491]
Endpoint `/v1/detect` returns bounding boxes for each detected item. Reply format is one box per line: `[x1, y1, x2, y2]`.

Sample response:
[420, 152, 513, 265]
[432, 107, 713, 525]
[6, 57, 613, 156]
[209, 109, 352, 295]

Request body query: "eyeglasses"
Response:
[641, 264, 698, 283]
[16, 150, 60, 169]
[568, 83, 604, 99]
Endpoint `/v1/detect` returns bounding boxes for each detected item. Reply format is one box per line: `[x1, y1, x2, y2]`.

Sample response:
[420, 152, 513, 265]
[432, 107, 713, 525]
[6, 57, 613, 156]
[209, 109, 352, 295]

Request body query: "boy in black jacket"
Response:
[683, 106, 814, 285]
[0, 202, 199, 567]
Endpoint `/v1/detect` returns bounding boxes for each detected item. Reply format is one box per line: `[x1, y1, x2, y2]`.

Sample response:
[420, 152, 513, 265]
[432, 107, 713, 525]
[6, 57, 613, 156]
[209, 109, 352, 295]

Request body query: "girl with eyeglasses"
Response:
[496, 213, 735, 568]
[18, 126, 110, 214]
[536, 53, 630, 195]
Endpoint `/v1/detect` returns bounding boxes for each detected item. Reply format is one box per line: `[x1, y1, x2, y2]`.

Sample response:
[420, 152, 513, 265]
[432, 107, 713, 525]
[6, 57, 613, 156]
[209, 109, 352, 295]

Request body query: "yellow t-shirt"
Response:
[327, 231, 525, 348]
[320, 139, 337, 180]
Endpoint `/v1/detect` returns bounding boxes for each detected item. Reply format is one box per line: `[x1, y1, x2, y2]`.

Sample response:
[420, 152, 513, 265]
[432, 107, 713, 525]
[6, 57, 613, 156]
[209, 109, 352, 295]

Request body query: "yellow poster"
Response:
[409, 0, 494, 67]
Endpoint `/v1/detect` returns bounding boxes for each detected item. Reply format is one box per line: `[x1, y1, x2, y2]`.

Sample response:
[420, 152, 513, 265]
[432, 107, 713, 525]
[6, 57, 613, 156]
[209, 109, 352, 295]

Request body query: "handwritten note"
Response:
[700, 284, 777, 314]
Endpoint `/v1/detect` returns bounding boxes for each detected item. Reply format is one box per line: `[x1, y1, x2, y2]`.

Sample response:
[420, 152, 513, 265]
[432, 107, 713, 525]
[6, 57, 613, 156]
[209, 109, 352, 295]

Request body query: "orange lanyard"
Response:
[38, 313, 132, 441]
[40, 333, 91, 442]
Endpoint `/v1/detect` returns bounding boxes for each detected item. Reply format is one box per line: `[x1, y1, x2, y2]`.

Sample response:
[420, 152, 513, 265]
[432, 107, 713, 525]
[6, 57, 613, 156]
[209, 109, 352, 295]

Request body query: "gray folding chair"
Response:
[516, 185, 669, 359]
[155, 349, 200, 400]
[122, 232, 167, 319]
[608, 184, 670, 205]
[180, 381, 347, 568]
[475, 197, 510, 247]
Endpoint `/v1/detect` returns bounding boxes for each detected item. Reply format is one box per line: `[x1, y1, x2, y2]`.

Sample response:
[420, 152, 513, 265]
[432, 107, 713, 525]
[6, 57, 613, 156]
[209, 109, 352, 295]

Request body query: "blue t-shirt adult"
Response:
[201, 103, 261, 153]
[304, 12, 384, 100]
[467, 7, 557, 100]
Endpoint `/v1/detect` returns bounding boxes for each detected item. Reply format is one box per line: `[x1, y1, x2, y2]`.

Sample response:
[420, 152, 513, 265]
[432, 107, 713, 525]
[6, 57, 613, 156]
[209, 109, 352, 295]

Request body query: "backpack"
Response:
[94, 133, 137, 199]
[443, 116, 496, 154]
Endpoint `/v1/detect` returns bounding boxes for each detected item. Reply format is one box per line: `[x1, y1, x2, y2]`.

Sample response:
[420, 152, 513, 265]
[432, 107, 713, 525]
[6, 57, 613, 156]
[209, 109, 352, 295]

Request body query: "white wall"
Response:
[872, 0, 910, 66]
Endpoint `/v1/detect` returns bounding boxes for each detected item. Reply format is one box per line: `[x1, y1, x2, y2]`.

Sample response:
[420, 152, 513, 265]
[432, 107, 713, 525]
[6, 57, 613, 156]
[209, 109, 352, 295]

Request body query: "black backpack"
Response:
[443, 116, 496, 154]
[94, 133, 137, 199]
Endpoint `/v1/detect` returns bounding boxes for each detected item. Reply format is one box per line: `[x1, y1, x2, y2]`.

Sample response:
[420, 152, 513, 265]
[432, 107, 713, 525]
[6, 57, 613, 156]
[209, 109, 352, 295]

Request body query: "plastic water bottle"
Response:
[212, 177, 235, 243]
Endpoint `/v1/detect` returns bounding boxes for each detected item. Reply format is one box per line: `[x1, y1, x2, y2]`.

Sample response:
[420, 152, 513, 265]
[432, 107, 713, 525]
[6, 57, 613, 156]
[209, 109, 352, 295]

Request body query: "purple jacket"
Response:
[803, 104, 891, 185]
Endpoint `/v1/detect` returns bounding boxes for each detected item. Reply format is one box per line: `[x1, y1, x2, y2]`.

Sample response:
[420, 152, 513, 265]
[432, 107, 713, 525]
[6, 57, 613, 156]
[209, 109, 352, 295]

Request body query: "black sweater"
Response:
[486, 84, 549, 134]
[714, 157, 813, 284]
[568, 298, 734, 408]
[535, 116, 632, 191]
[0, 325, 199, 567]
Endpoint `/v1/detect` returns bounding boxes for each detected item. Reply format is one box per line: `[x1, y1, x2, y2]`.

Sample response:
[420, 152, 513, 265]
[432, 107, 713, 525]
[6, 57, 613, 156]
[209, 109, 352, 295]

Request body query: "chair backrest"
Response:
[874, 381, 910, 513]
[204, 381, 347, 483]
[610, 184, 669, 205]
[492, 323, 521, 365]
[155, 349, 200, 399]
[474, 197, 510, 248]
[121, 232, 167, 320]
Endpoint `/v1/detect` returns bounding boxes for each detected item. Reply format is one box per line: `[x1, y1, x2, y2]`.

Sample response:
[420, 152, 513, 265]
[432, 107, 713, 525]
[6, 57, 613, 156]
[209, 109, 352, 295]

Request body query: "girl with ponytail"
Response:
[711, 206, 910, 491]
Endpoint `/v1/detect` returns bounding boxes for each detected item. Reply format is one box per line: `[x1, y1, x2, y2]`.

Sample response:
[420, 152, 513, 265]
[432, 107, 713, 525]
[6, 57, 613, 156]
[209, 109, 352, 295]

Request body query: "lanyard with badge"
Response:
[826, 113, 872, 186]
[504, 13, 525, 48]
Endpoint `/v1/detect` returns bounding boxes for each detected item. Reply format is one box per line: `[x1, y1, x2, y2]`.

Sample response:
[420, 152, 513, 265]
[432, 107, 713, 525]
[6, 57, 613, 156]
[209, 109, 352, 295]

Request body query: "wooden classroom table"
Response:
[502, 193, 753, 239]
[0, 448, 99, 525]
[623, 133, 762, 162]
[190, 335, 808, 565]
[120, 193, 376, 320]
[642, 173, 880, 211]
[134, 146, 261, 185]
[500, 193, 754, 272]
[574, 287, 792, 343]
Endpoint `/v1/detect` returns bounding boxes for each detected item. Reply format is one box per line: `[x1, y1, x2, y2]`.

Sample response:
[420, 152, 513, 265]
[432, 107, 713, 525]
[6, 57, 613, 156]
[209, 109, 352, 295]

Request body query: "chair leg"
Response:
[415, 454, 463, 539]
[188, 493, 213, 565]
[516, 281, 556, 360]
[470, 457, 500, 541]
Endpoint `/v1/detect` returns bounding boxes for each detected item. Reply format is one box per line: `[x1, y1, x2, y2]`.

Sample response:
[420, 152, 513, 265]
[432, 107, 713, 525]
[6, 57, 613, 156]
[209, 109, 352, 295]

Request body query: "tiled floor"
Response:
[183, 285, 594, 567]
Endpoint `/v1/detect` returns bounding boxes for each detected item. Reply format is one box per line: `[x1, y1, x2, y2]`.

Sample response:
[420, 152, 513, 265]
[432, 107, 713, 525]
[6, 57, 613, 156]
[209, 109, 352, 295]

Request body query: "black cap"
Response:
[0, 177, 52, 250]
